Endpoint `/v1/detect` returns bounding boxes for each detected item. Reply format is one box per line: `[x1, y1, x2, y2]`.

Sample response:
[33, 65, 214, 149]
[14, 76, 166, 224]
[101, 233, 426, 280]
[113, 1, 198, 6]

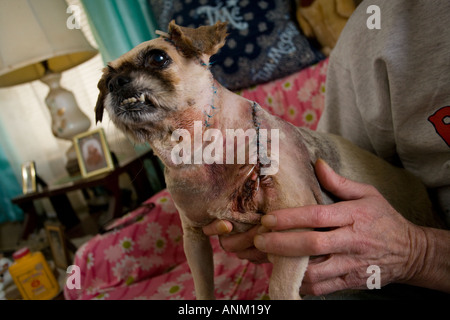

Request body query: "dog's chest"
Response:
[165, 162, 273, 226]
[164, 164, 233, 223]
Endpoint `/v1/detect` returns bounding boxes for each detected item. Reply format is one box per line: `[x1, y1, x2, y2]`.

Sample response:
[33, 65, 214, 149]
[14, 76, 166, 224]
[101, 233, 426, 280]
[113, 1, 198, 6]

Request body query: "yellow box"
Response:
[8, 247, 60, 300]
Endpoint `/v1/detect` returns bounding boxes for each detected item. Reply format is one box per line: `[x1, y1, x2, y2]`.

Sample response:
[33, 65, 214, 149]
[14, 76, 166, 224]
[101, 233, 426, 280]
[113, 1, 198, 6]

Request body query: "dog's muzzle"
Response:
[108, 75, 157, 119]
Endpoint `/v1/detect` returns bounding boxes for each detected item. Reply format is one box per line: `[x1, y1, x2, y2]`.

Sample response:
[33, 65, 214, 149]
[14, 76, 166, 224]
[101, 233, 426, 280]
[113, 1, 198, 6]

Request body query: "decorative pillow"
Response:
[149, 0, 325, 91]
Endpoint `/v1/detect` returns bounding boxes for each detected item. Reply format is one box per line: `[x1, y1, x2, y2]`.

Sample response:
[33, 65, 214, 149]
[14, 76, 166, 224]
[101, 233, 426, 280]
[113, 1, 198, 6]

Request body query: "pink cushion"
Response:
[65, 190, 272, 300]
[239, 58, 328, 130]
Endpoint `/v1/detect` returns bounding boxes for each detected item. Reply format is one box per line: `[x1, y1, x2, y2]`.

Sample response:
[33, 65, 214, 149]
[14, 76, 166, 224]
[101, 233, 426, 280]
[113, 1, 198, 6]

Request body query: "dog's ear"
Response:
[95, 73, 107, 123]
[168, 20, 228, 58]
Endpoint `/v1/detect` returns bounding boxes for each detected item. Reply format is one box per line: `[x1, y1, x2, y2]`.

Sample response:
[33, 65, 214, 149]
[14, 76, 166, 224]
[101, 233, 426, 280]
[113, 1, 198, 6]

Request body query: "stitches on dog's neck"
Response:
[234, 101, 266, 214]
[252, 101, 260, 160]
[251, 101, 262, 194]
[203, 81, 218, 128]
[158, 27, 264, 194]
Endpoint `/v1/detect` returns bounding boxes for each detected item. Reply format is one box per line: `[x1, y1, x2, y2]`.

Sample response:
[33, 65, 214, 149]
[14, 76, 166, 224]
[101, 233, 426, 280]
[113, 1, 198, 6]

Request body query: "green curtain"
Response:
[81, 0, 158, 63]
[0, 146, 23, 223]
[0, 115, 24, 223]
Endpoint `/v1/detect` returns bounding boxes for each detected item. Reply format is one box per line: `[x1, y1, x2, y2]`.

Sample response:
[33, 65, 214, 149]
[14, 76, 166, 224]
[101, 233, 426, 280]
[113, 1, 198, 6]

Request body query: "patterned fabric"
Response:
[64, 58, 328, 300]
[65, 190, 272, 300]
[149, 0, 325, 90]
[238, 58, 328, 130]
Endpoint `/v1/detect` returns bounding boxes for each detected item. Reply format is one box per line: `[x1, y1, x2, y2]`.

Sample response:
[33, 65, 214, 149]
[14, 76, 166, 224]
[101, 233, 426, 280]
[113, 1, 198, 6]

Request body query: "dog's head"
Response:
[95, 20, 228, 142]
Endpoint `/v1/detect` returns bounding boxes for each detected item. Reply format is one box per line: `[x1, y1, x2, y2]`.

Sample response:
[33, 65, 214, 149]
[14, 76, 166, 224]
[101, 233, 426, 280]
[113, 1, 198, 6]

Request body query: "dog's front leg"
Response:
[180, 215, 215, 300]
[268, 254, 309, 300]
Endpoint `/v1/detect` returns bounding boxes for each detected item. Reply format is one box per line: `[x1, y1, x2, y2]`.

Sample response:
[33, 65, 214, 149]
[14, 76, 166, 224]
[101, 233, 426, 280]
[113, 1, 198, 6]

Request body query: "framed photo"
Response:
[73, 128, 114, 178]
[45, 222, 70, 269]
[21, 161, 36, 194]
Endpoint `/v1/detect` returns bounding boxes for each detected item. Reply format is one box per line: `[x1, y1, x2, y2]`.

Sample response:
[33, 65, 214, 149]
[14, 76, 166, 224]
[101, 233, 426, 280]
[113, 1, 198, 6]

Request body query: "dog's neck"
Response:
[158, 79, 269, 225]
[201, 81, 256, 131]
[150, 78, 257, 168]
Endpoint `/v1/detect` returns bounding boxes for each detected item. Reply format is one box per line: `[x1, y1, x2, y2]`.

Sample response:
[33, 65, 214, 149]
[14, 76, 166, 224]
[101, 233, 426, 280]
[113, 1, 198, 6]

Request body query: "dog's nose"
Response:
[108, 75, 131, 92]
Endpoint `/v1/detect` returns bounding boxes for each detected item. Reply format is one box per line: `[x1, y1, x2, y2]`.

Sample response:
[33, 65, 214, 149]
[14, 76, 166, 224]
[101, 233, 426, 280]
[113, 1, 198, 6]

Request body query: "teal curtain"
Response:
[81, 0, 158, 63]
[0, 146, 23, 223]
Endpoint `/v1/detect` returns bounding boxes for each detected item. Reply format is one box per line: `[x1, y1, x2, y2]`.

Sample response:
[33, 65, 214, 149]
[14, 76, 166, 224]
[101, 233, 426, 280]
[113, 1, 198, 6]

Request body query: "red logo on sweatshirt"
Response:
[428, 106, 450, 147]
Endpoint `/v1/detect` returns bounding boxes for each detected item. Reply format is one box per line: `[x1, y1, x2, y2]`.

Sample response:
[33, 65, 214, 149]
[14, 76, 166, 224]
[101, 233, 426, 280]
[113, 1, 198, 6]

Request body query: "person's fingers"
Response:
[220, 225, 261, 253]
[261, 159, 379, 232]
[301, 255, 355, 296]
[300, 274, 368, 296]
[262, 202, 354, 231]
[300, 255, 370, 296]
[314, 158, 376, 200]
[303, 254, 356, 284]
[235, 248, 269, 264]
[202, 219, 233, 236]
[253, 226, 356, 256]
[202, 221, 269, 263]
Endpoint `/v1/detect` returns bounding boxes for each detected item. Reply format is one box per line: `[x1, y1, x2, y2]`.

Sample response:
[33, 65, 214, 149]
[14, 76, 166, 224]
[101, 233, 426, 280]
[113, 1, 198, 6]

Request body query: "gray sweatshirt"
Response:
[317, 0, 450, 222]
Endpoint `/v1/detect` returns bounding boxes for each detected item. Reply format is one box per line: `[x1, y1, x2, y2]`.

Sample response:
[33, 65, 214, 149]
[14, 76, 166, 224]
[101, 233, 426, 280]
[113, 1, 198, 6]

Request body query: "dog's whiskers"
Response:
[116, 106, 143, 117]
[245, 164, 257, 179]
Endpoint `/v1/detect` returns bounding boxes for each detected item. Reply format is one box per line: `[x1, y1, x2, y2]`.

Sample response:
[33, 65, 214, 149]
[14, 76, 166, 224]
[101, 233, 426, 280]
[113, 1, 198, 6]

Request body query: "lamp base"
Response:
[41, 72, 91, 140]
[65, 144, 81, 176]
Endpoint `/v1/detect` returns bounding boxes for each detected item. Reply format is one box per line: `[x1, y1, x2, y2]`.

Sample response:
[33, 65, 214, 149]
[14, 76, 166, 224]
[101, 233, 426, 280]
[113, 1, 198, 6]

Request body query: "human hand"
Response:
[254, 159, 424, 296]
[202, 219, 269, 264]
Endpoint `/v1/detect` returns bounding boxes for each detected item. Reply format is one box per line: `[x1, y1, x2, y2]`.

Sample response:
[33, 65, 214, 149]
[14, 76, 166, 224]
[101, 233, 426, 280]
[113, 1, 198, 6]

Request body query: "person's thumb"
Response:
[315, 158, 373, 201]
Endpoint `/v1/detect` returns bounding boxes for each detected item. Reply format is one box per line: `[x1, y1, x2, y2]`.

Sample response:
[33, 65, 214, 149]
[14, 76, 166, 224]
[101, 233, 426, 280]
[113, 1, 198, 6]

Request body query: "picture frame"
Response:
[73, 128, 114, 178]
[21, 161, 36, 194]
[44, 222, 70, 269]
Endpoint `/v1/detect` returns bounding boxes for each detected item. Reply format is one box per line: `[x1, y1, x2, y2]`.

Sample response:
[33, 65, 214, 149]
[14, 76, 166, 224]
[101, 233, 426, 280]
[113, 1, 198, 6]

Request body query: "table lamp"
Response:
[0, 0, 98, 174]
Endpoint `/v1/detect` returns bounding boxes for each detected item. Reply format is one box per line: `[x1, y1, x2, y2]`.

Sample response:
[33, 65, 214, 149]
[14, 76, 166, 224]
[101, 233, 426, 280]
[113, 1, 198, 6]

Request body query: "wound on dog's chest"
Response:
[231, 165, 273, 214]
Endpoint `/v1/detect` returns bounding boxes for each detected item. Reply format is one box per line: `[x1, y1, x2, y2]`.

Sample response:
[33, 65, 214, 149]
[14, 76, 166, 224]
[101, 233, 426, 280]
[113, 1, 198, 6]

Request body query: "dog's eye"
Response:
[146, 50, 171, 69]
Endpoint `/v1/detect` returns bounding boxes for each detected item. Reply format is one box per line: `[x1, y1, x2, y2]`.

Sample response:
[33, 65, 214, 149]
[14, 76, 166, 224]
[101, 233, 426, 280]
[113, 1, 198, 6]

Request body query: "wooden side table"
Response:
[12, 150, 165, 239]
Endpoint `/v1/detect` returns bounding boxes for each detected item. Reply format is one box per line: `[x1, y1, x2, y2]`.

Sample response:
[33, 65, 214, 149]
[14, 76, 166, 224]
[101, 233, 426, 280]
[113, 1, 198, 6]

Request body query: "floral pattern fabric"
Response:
[64, 190, 272, 300]
[64, 58, 328, 300]
[238, 58, 328, 130]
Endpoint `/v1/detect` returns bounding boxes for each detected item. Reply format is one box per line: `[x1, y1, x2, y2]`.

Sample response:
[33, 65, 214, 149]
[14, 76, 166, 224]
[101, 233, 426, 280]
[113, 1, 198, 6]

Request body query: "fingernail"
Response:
[261, 215, 277, 228]
[317, 158, 332, 171]
[217, 220, 230, 234]
[254, 235, 266, 251]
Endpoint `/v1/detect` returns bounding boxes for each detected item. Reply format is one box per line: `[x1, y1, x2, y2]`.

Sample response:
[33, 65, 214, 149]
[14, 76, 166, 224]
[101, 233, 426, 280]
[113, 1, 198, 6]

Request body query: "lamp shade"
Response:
[0, 0, 98, 87]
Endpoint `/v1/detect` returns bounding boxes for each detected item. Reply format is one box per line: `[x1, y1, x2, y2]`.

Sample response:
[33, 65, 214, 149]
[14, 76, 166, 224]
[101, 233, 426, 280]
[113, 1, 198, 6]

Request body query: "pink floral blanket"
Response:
[64, 58, 328, 300]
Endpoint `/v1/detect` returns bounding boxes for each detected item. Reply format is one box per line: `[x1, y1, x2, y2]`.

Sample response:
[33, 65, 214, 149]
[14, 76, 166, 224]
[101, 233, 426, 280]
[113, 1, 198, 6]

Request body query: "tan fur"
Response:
[95, 22, 439, 299]
[168, 20, 228, 57]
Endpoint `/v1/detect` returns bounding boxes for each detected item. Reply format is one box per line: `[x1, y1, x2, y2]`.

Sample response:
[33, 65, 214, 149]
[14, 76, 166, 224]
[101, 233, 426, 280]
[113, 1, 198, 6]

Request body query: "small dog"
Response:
[95, 21, 438, 299]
